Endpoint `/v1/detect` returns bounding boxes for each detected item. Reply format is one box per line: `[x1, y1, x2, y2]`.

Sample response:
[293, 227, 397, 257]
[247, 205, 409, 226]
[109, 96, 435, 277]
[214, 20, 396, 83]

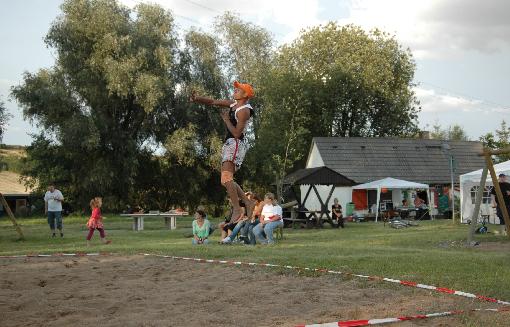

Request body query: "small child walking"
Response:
[86, 197, 111, 246]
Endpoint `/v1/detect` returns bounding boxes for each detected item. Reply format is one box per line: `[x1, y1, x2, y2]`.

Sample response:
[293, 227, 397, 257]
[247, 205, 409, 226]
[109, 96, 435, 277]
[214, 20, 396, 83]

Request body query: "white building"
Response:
[300, 137, 485, 217]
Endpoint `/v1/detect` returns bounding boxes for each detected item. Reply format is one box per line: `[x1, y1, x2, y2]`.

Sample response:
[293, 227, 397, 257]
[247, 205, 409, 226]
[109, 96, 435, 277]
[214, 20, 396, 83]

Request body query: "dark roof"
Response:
[312, 137, 485, 185]
[283, 166, 356, 186]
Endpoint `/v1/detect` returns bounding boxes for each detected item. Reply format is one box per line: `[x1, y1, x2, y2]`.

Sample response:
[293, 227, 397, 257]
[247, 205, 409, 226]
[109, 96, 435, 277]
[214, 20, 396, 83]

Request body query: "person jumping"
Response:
[191, 81, 255, 222]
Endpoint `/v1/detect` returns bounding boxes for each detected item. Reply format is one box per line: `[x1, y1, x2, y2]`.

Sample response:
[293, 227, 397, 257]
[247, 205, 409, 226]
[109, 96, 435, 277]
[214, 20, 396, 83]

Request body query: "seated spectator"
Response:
[242, 193, 263, 245]
[197, 204, 215, 236]
[222, 192, 260, 244]
[331, 198, 344, 228]
[414, 195, 427, 209]
[252, 193, 283, 245]
[192, 209, 210, 245]
[402, 199, 409, 207]
[219, 198, 245, 242]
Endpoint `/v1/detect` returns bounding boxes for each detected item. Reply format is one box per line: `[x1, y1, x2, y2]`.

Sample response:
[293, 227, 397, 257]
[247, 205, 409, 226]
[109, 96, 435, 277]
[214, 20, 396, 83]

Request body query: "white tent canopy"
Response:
[353, 177, 430, 222]
[459, 160, 510, 223]
[460, 160, 510, 183]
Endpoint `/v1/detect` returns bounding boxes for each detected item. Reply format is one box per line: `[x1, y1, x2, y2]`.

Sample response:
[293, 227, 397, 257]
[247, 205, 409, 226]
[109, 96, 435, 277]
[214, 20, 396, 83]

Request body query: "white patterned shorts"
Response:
[222, 138, 248, 171]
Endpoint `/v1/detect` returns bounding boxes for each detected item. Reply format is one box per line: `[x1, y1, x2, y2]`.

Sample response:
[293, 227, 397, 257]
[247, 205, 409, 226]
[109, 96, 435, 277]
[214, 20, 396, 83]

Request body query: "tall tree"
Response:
[0, 99, 12, 144]
[11, 0, 180, 210]
[480, 120, 510, 162]
[431, 122, 469, 141]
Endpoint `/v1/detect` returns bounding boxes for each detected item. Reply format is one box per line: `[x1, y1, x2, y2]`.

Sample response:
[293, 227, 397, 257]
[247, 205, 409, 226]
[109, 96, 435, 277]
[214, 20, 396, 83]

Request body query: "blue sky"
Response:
[1, 0, 509, 145]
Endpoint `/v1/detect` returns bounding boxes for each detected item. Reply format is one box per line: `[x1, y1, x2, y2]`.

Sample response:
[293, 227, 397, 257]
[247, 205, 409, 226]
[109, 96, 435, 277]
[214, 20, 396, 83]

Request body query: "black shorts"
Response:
[223, 222, 236, 232]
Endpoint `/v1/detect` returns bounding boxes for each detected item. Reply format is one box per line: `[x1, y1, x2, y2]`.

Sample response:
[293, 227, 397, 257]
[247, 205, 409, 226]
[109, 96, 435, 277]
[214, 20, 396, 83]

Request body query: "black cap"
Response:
[499, 173, 506, 177]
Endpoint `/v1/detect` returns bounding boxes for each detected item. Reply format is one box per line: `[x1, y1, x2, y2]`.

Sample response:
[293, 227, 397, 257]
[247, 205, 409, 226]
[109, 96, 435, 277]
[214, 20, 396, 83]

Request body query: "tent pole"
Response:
[467, 167, 488, 245]
[375, 187, 380, 222]
[426, 188, 432, 220]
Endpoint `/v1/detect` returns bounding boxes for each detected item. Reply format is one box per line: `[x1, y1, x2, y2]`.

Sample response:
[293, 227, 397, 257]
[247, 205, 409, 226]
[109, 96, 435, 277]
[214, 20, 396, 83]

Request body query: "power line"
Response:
[181, 0, 222, 15]
[418, 80, 510, 111]
[173, 13, 207, 28]
[177, 0, 287, 40]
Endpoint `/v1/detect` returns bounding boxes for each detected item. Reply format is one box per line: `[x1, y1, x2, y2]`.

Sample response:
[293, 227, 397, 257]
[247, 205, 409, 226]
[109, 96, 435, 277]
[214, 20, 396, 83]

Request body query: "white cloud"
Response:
[338, 0, 510, 59]
[119, 0, 321, 43]
[119, 1, 510, 59]
[414, 86, 506, 114]
[415, 86, 510, 139]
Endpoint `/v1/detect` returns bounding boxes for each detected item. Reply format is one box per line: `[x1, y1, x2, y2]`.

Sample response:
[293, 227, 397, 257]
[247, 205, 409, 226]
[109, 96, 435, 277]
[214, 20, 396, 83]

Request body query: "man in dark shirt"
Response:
[490, 173, 510, 235]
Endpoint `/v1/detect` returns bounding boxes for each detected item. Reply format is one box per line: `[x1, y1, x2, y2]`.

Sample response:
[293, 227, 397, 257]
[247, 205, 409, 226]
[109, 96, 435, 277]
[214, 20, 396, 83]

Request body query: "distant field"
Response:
[0, 145, 26, 173]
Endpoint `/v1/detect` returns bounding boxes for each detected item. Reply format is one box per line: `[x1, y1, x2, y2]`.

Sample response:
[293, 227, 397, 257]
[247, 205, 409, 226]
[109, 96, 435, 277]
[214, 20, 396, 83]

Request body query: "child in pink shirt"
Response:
[86, 197, 111, 246]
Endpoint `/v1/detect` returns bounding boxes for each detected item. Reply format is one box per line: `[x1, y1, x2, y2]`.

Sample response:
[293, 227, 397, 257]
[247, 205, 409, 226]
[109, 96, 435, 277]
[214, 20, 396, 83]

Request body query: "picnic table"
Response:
[120, 211, 189, 231]
[393, 207, 417, 219]
[284, 209, 336, 228]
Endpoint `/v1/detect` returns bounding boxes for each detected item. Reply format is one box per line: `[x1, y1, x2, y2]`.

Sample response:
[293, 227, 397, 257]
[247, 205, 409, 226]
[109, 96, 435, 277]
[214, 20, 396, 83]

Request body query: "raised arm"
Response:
[190, 92, 233, 108]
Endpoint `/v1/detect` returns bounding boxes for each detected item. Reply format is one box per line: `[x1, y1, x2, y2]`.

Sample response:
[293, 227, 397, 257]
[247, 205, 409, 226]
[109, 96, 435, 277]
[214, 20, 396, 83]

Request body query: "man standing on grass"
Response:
[44, 183, 64, 238]
[190, 81, 255, 223]
[491, 173, 510, 235]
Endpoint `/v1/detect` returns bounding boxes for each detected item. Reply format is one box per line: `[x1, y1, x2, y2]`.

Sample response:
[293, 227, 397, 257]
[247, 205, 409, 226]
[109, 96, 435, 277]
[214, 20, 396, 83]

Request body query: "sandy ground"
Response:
[1, 255, 508, 327]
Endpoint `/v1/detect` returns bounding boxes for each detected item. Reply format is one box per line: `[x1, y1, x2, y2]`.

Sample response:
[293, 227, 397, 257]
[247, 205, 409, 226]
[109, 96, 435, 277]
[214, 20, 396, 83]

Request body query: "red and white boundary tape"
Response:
[2, 252, 509, 326]
[142, 254, 510, 306]
[296, 307, 510, 327]
[0, 253, 108, 258]
[2, 253, 509, 306]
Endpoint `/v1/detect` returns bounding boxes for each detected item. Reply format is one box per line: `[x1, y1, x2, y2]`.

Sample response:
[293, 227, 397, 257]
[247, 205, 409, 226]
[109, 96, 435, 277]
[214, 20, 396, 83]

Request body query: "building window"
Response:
[470, 186, 492, 204]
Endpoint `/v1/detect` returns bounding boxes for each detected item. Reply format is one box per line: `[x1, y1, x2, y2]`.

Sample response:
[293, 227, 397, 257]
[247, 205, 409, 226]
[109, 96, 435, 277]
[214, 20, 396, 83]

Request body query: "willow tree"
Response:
[11, 0, 180, 209]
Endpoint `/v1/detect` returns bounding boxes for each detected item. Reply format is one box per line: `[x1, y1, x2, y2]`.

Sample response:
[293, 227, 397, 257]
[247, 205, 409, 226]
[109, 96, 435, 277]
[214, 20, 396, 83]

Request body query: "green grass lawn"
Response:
[1, 214, 510, 302]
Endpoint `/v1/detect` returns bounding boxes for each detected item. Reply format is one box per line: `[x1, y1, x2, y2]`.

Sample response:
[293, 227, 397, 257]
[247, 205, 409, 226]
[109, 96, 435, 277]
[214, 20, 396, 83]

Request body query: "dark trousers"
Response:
[243, 221, 259, 245]
[496, 205, 510, 225]
[47, 211, 62, 230]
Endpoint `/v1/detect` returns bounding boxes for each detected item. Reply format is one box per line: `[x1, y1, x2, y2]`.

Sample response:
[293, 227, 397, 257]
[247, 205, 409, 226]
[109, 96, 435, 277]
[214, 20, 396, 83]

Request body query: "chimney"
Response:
[419, 131, 431, 139]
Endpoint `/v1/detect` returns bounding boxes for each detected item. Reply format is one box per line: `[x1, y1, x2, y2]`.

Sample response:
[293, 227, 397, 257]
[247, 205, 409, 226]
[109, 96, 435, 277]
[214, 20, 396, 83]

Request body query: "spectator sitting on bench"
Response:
[242, 193, 263, 245]
[252, 193, 283, 245]
[223, 192, 262, 244]
[331, 198, 344, 228]
[219, 198, 245, 242]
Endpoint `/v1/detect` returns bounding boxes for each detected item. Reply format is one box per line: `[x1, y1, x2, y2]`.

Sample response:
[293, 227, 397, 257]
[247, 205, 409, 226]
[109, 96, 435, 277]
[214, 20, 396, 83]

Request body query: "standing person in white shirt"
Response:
[252, 193, 283, 245]
[44, 183, 64, 238]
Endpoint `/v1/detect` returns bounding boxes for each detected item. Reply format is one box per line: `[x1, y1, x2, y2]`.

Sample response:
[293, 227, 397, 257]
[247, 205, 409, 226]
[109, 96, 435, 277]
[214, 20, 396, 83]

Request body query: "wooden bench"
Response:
[120, 211, 189, 231]
[283, 217, 308, 228]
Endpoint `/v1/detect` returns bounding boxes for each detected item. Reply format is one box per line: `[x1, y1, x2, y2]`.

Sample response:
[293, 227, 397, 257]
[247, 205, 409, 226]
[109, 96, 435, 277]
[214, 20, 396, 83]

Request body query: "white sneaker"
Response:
[222, 236, 232, 243]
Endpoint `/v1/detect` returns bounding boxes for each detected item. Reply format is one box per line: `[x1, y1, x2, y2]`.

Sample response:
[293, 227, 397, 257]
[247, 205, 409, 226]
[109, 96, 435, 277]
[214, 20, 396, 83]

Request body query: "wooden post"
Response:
[0, 192, 24, 240]
[483, 151, 510, 239]
[467, 167, 488, 245]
